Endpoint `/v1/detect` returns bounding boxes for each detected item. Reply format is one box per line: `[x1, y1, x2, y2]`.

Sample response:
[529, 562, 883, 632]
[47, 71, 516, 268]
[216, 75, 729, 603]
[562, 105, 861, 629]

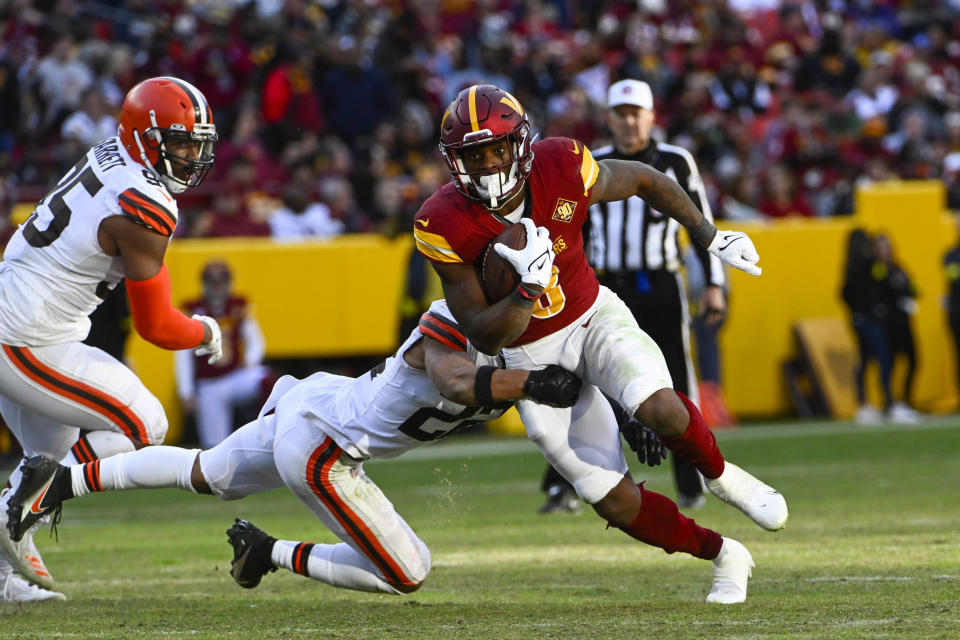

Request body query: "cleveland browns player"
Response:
[412, 84, 789, 603]
[6, 300, 585, 596]
[0, 77, 223, 601]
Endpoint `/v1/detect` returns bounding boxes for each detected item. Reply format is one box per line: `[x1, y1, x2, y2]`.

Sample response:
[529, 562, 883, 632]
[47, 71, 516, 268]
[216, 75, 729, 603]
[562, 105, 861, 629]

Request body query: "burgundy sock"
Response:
[659, 391, 725, 479]
[617, 483, 723, 560]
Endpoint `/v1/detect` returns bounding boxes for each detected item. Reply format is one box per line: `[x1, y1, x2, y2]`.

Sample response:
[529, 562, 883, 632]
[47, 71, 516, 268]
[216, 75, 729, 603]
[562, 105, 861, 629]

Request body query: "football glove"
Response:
[494, 218, 556, 290]
[620, 419, 668, 467]
[523, 365, 582, 408]
[708, 230, 762, 276]
[192, 314, 223, 364]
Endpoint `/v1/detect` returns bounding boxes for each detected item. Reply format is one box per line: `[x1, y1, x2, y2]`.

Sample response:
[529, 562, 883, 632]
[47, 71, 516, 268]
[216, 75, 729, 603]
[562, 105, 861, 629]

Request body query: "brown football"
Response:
[480, 223, 526, 303]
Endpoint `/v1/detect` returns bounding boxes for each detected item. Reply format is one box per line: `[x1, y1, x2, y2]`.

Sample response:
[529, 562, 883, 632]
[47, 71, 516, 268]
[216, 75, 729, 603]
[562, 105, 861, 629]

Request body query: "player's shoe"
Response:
[538, 485, 582, 514]
[887, 402, 921, 424]
[706, 462, 788, 531]
[0, 493, 55, 590]
[706, 537, 753, 604]
[0, 555, 65, 603]
[226, 519, 277, 589]
[6, 456, 67, 543]
[677, 493, 706, 510]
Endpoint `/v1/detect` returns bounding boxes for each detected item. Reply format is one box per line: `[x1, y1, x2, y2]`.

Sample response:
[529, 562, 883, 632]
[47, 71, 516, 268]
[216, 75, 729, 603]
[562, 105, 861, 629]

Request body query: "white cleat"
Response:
[706, 538, 753, 604]
[0, 494, 54, 590]
[0, 569, 66, 602]
[706, 462, 788, 531]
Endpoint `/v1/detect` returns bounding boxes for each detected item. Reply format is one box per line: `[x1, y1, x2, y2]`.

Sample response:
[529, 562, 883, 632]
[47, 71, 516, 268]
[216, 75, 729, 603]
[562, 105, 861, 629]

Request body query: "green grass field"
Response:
[1, 418, 958, 639]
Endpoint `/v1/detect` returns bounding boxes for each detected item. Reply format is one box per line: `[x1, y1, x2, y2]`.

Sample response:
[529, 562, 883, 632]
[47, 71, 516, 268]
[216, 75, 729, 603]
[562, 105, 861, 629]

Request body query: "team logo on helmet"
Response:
[118, 76, 217, 193]
[439, 85, 534, 210]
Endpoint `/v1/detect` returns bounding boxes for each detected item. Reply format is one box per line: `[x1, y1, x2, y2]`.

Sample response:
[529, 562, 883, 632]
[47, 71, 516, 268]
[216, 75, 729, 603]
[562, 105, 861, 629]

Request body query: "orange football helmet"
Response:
[118, 76, 217, 193]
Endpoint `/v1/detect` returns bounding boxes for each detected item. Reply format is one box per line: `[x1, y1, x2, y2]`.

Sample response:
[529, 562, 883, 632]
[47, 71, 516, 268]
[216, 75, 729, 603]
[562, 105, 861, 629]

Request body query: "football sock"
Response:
[271, 540, 406, 594]
[659, 391, 725, 479]
[70, 446, 200, 498]
[616, 483, 723, 560]
[60, 431, 135, 466]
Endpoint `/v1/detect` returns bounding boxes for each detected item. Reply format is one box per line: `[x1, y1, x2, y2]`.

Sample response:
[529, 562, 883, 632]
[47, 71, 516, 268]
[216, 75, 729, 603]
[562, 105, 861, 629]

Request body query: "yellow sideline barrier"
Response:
[721, 180, 955, 417]
[121, 180, 955, 442]
[126, 235, 413, 441]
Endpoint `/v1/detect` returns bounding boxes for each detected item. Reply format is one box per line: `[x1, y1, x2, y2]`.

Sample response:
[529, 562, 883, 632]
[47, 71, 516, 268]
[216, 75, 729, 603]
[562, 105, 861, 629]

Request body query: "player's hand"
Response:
[494, 218, 555, 290]
[193, 314, 223, 364]
[708, 230, 761, 276]
[523, 365, 581, 408]
[620, 419, 668, 467]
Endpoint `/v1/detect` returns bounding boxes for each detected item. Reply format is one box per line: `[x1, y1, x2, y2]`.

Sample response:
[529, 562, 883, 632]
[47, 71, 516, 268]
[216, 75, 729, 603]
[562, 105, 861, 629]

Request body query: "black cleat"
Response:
[226, 519, 277, 589]
[538, 485, 582, 515]
[6, 456, 67, 542]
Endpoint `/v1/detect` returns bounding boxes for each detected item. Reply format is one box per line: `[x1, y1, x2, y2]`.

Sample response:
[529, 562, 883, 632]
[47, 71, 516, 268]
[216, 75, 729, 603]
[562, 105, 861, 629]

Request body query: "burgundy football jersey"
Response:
[414, 137, 600, 346]
[182, 296, 249, 379]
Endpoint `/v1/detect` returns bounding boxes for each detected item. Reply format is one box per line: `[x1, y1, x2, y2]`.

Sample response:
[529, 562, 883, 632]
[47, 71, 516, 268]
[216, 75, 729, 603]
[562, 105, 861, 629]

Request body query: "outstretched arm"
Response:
[591, 160, 761, 275]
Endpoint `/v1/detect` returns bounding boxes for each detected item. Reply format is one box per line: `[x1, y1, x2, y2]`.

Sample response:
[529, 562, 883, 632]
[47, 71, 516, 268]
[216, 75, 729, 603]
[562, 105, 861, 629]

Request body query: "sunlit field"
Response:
[2, 418, 958, 639]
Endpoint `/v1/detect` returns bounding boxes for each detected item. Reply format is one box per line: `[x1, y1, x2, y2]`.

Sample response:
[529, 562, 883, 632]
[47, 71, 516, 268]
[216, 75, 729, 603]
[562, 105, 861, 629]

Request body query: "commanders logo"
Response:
[552, 198, 577, 223]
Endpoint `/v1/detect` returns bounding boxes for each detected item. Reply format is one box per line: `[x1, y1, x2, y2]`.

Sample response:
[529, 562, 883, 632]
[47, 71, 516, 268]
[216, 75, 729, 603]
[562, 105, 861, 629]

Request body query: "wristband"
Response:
[690, 217, 717, 249]
[474, 365, 497, 406]
[509, 283, 540, 309]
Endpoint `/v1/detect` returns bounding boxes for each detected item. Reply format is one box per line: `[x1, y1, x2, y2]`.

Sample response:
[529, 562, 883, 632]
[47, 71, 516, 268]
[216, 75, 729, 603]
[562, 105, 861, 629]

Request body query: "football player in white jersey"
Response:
[5, 301, 582, 595]
[0, 77, 224, 600]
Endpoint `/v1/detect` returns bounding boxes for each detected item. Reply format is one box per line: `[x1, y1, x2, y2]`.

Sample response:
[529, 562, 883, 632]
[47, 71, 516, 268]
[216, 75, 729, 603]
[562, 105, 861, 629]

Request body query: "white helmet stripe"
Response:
[161, 76, 210, 125]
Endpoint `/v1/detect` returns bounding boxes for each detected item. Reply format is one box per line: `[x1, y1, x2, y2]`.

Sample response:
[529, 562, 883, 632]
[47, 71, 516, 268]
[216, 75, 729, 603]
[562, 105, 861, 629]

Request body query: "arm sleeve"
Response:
[241, 314, 266, 367]
[126, 264, 206, 350]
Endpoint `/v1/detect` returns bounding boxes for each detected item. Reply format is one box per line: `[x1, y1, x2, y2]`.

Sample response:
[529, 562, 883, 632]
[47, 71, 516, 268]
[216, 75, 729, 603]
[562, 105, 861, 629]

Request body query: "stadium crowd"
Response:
[1, 0, 959, 244]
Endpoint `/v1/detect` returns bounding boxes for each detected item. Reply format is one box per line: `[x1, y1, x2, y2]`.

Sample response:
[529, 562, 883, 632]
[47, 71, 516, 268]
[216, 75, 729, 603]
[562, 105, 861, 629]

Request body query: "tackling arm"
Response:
[421, 337, 580, 408]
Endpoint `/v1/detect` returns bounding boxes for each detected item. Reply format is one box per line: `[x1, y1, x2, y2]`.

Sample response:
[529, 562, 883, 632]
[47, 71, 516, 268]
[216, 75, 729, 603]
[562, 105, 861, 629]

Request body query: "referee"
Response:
[539, 79, 725, 513]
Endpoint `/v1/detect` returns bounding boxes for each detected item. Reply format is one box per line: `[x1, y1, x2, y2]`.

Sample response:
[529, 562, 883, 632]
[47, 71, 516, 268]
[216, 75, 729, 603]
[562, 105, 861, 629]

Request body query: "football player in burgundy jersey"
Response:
[5, 301, 581, 596]
[0, 77, 223, 600]
[413, 84, 788, 603]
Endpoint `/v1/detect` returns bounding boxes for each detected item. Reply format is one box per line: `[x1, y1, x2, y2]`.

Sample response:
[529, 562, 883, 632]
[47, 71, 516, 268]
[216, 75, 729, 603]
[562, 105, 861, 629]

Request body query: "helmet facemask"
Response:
[441, 124, 532, 211]
[135, 110, 217, 194]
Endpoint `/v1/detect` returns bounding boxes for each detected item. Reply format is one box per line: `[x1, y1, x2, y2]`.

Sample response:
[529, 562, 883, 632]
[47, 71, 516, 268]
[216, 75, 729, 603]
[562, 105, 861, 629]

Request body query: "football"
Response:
[480, 223, 525, 303]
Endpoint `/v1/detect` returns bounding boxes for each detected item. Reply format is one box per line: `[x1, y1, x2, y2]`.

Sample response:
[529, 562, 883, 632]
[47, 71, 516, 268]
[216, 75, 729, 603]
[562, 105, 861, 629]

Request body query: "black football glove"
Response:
[523, 365, 582, 408]
[620, 419, 668, 467]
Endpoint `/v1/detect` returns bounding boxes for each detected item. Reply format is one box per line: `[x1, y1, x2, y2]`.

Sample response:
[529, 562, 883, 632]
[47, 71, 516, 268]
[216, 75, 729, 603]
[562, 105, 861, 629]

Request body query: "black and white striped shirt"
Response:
[586, 140, 724, 287]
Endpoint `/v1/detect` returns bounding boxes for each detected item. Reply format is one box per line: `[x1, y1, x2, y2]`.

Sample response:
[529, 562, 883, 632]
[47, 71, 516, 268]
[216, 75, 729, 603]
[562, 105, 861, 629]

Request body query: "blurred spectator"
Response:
[60, 86, 117, 152]
[34, 33, 94, 130]
[318, 175, 373, 233]
[176, 261, 272, 449]
[874, 234, 922, 423]
[943, 215, 960, 407]
[268, 180, 345, 241]
[758, 164, 814, 218]
[841, 228, 892, 425]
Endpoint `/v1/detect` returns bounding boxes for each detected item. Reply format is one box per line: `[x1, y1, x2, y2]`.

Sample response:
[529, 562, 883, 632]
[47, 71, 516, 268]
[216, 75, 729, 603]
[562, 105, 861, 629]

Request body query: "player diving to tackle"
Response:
[5, 300, 592, 595]
[412, 84, 789, 603]
[0, 77, 223, 602]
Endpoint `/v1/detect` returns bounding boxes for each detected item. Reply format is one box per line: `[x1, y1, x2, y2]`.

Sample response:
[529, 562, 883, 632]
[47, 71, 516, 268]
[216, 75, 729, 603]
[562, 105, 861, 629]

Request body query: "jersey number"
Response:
[398, 404, 508, 442]
[532, 266, 566, 319]
[23, 162, 103, 248]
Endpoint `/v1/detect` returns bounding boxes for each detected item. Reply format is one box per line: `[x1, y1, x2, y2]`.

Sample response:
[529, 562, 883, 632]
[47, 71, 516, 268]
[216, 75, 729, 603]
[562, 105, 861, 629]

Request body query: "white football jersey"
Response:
[266, 300, 509, 460]
[0, 137, 177, 346]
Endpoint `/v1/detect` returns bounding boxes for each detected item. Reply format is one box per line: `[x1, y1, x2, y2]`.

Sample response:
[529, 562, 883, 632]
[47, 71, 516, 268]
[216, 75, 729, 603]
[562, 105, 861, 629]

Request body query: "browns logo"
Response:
[552, 198, 577, 223]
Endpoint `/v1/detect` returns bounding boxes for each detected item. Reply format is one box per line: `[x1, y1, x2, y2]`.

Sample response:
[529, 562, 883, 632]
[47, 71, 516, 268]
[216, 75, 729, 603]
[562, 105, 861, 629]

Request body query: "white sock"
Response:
[60, 431, 135, 466]
[271, 540, 401, 594]
[69, 446, 200, 497]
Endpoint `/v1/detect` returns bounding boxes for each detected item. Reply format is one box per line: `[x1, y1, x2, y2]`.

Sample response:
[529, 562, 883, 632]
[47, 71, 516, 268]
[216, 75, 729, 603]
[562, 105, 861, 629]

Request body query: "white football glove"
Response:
[493, 218, 556, 290]
[708, 230, 762, 276]
[192, 314, 223, 364]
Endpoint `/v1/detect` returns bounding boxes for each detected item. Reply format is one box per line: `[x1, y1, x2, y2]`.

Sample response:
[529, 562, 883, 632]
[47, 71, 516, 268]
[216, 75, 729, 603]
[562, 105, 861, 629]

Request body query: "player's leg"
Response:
[249, 419, 430, 594]
[195, 377, 234, 449]
[582, 289, 787, 531]
[517, 383, 752, 603]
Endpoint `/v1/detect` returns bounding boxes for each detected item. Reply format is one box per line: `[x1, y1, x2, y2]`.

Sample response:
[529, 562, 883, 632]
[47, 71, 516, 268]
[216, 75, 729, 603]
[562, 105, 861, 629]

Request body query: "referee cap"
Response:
[607, 79, 654, 110]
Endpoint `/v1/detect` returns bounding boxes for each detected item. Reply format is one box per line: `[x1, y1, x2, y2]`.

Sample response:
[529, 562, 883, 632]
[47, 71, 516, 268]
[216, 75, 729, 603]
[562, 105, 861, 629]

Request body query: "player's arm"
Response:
[99, 216, 221, 359]
[419, 336, 580, 408]
[592, 159, 761, 276]
[432, 261, 534, 355]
